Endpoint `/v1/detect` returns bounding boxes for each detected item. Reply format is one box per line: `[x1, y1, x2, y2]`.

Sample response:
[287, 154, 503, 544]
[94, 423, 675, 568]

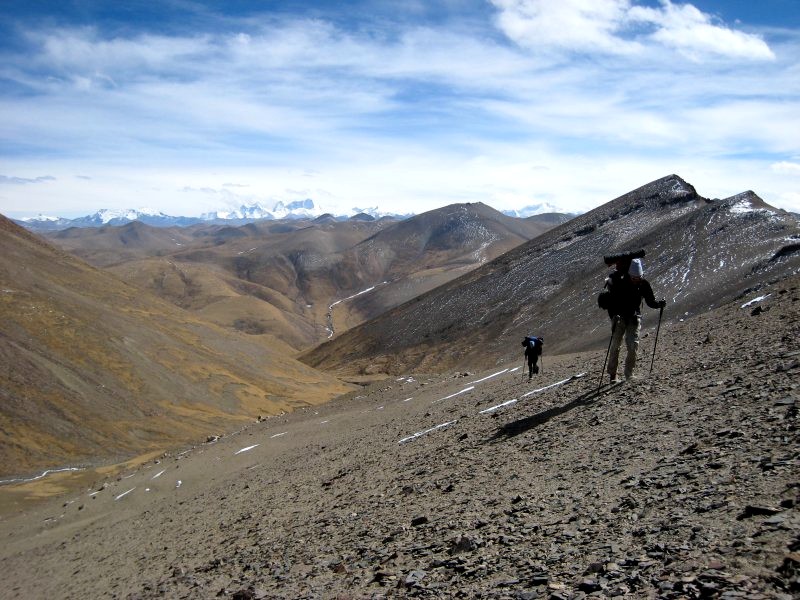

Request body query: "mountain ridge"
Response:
[301, 174, 800, 376]
[42, 204, 562, 351]
[14, 198, 571, 232]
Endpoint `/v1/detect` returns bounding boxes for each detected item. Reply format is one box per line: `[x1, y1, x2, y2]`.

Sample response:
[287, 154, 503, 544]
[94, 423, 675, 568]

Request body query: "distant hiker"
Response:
[600, 258, 665, 382]
[522, 336, 543, 380]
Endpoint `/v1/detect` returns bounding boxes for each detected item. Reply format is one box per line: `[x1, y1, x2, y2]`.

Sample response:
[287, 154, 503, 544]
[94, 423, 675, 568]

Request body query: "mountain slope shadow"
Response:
[488, 383, 623, 441]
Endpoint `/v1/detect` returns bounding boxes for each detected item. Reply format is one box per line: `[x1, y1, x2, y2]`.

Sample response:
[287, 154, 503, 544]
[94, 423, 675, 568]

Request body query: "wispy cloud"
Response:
[0, 175, 55, 185]
[491, 0, 775, 61]
[772, 161, 800, 175]
[629, 1, 775, 61]
[0, 1, 798, 217]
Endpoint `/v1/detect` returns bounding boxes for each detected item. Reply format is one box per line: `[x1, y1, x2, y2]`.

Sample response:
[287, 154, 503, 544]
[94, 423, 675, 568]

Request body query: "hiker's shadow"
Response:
[487, 384, 613, 443]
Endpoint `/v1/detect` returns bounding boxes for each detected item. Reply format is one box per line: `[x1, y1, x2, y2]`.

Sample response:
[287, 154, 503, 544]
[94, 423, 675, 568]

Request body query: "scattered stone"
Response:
[578, 578, 602, 593]
[449, 534, 481, 554]
[403, 569, 426, 587]
[231, 587, 268, 600]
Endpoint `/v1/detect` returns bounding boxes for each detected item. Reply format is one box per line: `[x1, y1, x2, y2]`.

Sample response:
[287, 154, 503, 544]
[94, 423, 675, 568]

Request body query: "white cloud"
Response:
[0, 175, 56, 185]
[31, 26, 211, 80]
[0, 4, 797, 219]
[776, 192, 800, 212]
[492, 0, 775, 61]
[630, 1, 775, 61]
[490, 0, 639, 54]
[771, 161, 800, 175]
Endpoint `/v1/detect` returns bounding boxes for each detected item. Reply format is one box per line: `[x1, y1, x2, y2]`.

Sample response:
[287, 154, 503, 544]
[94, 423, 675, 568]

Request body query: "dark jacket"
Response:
[605, 271, 660, 321]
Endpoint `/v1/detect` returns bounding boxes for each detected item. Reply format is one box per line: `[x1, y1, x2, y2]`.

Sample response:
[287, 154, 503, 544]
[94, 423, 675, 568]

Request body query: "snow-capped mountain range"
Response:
[501, 201, 563, 218]
[16, 200, 408, 231]
[200, 198, 322, 221]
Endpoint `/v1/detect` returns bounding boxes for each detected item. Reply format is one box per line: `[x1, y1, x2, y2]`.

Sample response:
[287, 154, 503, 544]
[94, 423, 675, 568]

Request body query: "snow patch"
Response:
[729, 200, 774, 215]
[480, 373, 585, 413]
[468, 369, 509, 385]
[114, 488, 136, 501]
[0, 466, 84, 485]
[521, 373, 587, 398]
[741, 294, 770, 308]
[479, 399, 519, 414]
[326, 282, 389, 337]
[235, 444, 259, 454]
[432, 386, 475, 403]
[399, 420, 458, 444]
[328, 283, 388, 310]
[21, 214, 60, 222]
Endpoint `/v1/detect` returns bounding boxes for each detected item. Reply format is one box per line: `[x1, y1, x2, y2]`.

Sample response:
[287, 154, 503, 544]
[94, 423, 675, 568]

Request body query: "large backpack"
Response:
[521, 335, 543, 355]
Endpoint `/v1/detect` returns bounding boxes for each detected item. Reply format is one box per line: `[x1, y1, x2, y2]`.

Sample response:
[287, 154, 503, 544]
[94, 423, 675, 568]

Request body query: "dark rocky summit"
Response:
[302, 175, 800, 375]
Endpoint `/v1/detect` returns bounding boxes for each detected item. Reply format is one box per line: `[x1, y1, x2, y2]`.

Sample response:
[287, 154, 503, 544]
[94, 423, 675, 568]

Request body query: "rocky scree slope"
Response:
[0, 275, 797, 599]
[302, 175, 800, 376]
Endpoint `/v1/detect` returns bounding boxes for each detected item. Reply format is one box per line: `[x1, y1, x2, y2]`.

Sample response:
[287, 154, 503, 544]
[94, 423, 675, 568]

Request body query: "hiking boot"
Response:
[609, 373, 621, 384]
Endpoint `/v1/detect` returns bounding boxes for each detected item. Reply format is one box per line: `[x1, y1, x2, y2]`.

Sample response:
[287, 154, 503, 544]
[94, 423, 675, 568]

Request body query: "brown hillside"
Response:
[0, 214, 353, 478]
[330, 203, 556, 332]
[44, 206, 562, 350]
[49, 221, 195, 267]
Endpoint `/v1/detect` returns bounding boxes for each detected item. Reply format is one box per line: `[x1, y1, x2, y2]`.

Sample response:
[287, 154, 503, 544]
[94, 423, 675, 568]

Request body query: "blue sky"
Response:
[1, 0, 799, 218]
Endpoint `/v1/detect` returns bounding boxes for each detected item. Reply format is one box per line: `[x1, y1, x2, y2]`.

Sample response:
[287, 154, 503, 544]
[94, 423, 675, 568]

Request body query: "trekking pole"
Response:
[598, 316, 619, 391]
[521, 355, 525, 383]
[649, 306, 664, 375]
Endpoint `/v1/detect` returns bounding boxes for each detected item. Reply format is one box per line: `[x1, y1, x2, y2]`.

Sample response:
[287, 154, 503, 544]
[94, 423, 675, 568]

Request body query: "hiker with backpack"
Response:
[598, 255, 665, 383]
[522, 336, 544, 380]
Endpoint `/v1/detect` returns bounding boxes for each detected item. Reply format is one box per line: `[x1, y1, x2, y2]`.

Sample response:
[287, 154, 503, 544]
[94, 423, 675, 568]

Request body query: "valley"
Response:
[1, 174, 799, 598]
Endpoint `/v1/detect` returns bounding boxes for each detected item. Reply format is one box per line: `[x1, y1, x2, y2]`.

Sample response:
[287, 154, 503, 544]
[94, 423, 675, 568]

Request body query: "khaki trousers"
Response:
[607, 315, 641, 379]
